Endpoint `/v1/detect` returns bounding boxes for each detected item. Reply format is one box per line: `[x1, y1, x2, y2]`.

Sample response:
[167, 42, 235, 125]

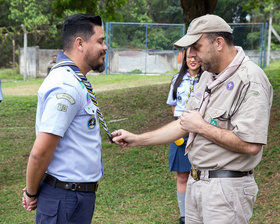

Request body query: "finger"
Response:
[112, 135, 125, 143]
[29, 199, 37, 205]
[111, 130, 119, 137]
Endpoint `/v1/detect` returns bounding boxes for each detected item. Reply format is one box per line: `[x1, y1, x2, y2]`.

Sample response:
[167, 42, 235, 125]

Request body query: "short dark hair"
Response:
[62, 14, 102, 51]
[206, 32, 234, 46]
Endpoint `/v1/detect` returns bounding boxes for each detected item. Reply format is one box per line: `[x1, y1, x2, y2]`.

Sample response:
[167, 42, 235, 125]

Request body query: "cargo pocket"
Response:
[241, 183, 258, 222]
[36, 197, 60, 224]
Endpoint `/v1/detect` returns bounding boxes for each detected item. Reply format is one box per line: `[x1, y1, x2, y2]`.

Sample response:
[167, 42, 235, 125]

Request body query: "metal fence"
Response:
[105, 22, 267, 74]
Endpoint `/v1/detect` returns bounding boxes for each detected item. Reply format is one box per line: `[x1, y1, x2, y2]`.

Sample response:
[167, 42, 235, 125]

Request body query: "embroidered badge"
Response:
[56, 93, 75, 104]
[87, 116, 96, 130]
[210, 119, 217, 126]
[57, 103, 68, 112]
[196, 92, 202, 98]
[243, 90, 260, 102]
[226, 81, 234, 90]
[80, 81, 85, 89]
[87, 93, 91, 104]
[178, 96, 182, 101]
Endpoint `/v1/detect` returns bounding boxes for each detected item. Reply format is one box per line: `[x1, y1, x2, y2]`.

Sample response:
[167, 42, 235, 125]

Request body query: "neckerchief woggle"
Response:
[52, 52, 113, 143]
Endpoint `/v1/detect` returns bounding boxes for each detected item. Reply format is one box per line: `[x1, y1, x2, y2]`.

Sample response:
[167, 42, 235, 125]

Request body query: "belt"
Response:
[43, 173, 98, 192]
[191, 169, 253, 181]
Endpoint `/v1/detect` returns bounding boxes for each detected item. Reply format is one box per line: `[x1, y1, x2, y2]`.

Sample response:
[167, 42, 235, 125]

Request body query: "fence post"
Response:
[266, 7, 273, 67]
[21, 24, 27, 81]
[105, 22, 109, 74]
[145, 23, 148, 74]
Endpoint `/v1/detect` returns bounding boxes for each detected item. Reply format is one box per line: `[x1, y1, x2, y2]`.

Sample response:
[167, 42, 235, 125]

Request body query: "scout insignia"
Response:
[226, 81, 234, 90]
[56, 93, 75, 104]
[87, 116, 96, 130]
[210, 119, 217, 126]
[196, 92, 202, 98]
[244, 90, 260, 102]
[57, 103, 68, 112]
[87, 93, 91, 104]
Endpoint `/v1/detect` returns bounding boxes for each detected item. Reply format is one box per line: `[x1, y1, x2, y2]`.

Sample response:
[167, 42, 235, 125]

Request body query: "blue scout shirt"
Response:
[166, 72, 199, 117]
[36, 66, 103, 182]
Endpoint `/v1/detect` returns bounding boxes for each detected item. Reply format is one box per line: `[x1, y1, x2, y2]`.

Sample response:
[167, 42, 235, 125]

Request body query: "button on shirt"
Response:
[167, 72, 199, 117]
[36, 66, 102, 182]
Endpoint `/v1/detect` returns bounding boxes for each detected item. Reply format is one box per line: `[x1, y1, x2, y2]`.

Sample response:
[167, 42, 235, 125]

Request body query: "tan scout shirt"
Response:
[185, 56, 273, 171]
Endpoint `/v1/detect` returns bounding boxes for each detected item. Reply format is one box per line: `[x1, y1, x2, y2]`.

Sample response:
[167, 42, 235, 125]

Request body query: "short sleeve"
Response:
[166, 74, 179, 105]
[166, 84, 176, 105]
[232, 82, 271, 144]
[38, 84, 82, 137]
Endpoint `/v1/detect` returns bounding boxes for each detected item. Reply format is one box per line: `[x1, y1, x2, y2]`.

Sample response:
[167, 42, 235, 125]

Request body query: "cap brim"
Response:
[174, 34, 202, 48]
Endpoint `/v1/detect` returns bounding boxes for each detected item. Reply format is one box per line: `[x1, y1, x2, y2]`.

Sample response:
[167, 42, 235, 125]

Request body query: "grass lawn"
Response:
[0, 61, 279, 223]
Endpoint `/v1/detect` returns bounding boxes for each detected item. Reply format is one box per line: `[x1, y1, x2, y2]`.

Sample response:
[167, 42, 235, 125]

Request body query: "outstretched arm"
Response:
[112, 119, 188, 147]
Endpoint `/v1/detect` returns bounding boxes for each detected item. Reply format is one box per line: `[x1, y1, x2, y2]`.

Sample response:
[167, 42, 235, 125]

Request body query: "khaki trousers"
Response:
[185, 170, 258, 224]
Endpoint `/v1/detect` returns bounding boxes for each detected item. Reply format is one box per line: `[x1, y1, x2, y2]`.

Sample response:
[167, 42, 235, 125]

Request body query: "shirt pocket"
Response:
[177, 87, 187, 103]
[206, 107, 228, 129]
[77, 102, 96, 116]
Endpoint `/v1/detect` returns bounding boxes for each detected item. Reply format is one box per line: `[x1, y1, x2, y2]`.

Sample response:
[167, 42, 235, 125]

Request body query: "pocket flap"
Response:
[244, 185, 258, 197]
[208, 107, 226, 119]
[37, 197, 60, 216]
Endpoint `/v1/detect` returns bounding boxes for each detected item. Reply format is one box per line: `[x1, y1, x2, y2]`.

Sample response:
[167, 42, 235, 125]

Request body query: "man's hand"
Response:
[22, 187, 37, 212]
[180, 110, 206, 134]
[111, 129, 138, 147]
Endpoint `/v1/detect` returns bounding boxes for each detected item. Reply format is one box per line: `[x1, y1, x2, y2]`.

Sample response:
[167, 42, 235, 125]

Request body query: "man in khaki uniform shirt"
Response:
[112, 15, 273, 224]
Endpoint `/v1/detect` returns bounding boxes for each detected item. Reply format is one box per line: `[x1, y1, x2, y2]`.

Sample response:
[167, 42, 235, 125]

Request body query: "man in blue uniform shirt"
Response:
[22, 14, 109, 223]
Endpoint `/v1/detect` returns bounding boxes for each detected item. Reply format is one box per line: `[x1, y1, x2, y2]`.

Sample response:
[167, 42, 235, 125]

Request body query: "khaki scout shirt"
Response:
[185, 56, 273, 171]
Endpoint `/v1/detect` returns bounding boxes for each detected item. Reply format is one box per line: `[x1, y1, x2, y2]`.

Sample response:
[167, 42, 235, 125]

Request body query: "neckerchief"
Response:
[52, 52, 112, 143]
[185, 46, 246, 154]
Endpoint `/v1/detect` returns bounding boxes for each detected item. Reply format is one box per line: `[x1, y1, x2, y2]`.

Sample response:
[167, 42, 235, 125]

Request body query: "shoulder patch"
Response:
[243, 90, 260, 103]
[56, 93, 75, 104]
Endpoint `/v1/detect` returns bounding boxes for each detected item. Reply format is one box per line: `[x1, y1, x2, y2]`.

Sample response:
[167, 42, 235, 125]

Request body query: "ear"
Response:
[74, 37, 85, 52]
[215, 37, 225, 51]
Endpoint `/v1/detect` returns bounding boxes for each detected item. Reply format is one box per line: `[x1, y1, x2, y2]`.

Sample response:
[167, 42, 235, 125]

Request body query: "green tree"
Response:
[243, 0, 280, 50]
[148, 0, 184, 24]
[53, 0, 127, 22]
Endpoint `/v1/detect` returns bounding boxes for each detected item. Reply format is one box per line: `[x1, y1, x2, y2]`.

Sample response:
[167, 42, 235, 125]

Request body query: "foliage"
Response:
[52, 0, 127, 22]
[242, 0, 280, 50]
[0, 68, 22, 80]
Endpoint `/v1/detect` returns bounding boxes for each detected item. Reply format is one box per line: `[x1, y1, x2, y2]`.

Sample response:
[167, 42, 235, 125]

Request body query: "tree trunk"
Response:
[180, 0, 218, 30]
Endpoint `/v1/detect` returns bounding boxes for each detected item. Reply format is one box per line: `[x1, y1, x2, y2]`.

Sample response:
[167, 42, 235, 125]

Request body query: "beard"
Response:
[85, 51, 106, 73]
[92, 62, 105, 73]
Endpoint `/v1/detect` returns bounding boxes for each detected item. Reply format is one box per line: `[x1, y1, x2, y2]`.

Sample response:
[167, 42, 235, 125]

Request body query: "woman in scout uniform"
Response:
[166, 47, 202, 224]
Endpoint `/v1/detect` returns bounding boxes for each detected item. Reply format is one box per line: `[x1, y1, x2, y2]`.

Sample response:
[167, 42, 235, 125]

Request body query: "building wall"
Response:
[38, 49, 62, 76]
[109, 50, 180, 74]
[19, 46, 39, 78]
[19, 47, 280, 77]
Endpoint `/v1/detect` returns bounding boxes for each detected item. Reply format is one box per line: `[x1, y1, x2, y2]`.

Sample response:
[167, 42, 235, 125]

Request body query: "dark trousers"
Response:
[36, 182, 96, 224]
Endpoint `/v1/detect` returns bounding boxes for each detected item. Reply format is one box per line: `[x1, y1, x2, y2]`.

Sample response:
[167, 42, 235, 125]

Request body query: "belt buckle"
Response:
[70, 183, 78, 191]
[191, 169, 201, 181]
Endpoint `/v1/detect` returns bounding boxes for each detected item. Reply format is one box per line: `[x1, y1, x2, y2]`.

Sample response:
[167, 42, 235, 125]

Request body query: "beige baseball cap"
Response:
[174, 14, 232, 48]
